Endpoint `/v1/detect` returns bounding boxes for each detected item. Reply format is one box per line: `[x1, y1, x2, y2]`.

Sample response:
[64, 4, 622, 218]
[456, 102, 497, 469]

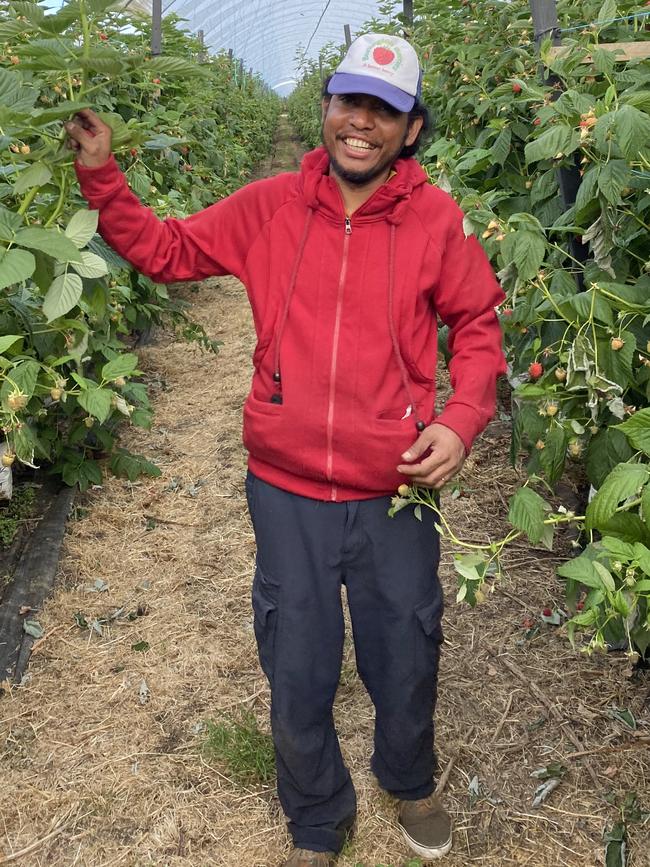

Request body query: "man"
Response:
[66, 33, 505, 866]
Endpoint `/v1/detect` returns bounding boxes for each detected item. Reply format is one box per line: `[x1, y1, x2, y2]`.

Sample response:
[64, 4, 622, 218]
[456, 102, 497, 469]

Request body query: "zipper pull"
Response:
[345, 216, 352, 235]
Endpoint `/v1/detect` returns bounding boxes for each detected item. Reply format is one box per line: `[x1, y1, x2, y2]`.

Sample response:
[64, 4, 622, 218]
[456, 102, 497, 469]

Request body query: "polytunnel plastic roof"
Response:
[161, 1, 391, 96]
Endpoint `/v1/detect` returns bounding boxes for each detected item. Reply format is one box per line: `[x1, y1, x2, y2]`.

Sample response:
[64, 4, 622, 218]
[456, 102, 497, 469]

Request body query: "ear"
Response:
[405, 115, 424, 147]
[321, 96, 331, 123]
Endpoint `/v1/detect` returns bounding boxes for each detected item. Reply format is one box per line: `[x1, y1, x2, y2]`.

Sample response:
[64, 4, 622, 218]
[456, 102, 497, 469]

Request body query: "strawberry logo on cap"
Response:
[372, 46, 395, 65]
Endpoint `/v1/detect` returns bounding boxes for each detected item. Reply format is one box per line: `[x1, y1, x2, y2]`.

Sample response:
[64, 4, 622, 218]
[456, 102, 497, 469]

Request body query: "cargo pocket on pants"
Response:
[414, 595, 444, 681]
[252, 564, 279, 686]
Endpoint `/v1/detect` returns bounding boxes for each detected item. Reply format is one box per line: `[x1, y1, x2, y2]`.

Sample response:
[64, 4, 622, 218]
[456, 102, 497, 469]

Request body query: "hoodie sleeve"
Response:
[75, 155, 277, 284]
[431, 205, 507, 454]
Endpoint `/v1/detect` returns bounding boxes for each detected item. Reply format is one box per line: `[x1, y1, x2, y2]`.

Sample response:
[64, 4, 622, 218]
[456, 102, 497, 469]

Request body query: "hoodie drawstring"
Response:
[387, 223, 426, 433]
[271, 207, 315, 403]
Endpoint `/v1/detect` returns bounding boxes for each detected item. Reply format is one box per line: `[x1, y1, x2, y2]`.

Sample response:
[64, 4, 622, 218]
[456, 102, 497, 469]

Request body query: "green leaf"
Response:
[594, 561, 616, 592]
[586, 463, 649, 532]
[42, 272, 84, 322]
[501, 229, 546, 281]
[575, 166, 598, 213]
[23, 619, 44, 639]
[70, 250, 108, 279]
[13, 162, 52, 195]
[642, 484, 650, 532]
[615, 408, 650, 456]
[0, 335, 22, 355]
[508, 486, 548, 544]
[101, 353, 139, 382]
[29, 100, 91, 126]
[131, 640, 150, 652]
[491, 127, 512, 167]
[13, 227, 83, 263]
[110, 448, 161, 481]
[586, 428, 634, 488]
[598, 160, 630, 206]
[558, 555, 604, 589]
[0, 248, 35, 290]
[599, 537, 635, 560]
[77, 386, 113, 423]
[1, 359, 39, 406]
[604, 821, 626, 867]
[144, 56, 208, 78]
[633, 543, 650, 577]
[525, 125, 580, 165]
[539, 426, 567, 485]
[596, 0, 617, 23]
[614, 105, 650, 161]
[596, 329, 636, 389]
[65, 210, 99, 249]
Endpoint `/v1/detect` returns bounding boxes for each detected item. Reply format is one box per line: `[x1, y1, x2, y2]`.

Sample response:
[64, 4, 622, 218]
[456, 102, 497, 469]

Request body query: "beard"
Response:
[322, 127, 408, 186]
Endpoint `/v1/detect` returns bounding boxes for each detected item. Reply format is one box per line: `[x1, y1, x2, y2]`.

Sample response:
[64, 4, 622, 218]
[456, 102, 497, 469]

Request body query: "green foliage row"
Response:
[289, 0, 650, 660]
[0, 0, 279, 490]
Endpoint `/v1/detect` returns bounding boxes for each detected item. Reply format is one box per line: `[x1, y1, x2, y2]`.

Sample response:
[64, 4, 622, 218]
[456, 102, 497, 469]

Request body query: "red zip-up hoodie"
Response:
[76, 147, 505, 501]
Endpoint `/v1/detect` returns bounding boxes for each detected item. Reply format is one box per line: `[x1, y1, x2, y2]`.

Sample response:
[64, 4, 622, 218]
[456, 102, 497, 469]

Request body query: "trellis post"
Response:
[403, 0, 413, 24]
[151, 0, 162, 56]
[530, 0, 586, 290]
[344, 24, 352, 48]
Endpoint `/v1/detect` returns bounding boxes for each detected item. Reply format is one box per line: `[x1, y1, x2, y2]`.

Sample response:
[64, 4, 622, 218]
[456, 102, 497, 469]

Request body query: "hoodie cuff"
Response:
[74, 154, 124, 200]
[433, 403, 485, 456]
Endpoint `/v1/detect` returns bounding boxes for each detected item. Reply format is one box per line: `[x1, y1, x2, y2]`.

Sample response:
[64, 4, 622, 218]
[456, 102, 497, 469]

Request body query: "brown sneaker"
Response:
[397, 793, 452, 860]
[281, 848, 336, 866]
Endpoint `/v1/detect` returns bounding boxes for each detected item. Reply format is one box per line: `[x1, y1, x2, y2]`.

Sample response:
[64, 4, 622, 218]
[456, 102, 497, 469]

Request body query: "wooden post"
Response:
[530, 0, 586, 289]
[197, 28, 206, 63]
[151, 0, 162, 56]
[403, 0, 413, 24]
[239, 58, 244, 88]
[344, 24, 352, 48]
[228, 47, 233, 62]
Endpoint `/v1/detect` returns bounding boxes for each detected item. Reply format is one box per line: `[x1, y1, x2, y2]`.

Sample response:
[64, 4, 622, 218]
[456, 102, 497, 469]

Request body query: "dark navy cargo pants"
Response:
[245, 472, 444, 854]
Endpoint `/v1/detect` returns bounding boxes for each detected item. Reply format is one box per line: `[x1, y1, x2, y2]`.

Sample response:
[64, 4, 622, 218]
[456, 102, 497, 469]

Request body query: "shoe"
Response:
[281, 849, 336, 866]
[397, 793, 452, 860]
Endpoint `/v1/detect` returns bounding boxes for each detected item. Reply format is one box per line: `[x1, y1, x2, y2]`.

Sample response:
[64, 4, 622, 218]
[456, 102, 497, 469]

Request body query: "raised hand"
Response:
[64, 108, 113, 168]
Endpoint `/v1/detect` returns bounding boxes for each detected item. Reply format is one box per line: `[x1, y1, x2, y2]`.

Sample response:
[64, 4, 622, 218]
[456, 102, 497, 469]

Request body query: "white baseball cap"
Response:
[327, 33, 422, 113]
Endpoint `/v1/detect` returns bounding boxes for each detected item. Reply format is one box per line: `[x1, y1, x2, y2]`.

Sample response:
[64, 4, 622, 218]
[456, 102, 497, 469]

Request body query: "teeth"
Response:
[344, 137, 374, 150]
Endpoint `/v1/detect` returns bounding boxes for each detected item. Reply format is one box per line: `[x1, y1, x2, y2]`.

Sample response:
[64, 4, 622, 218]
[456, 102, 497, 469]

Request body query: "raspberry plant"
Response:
[291, 0, 650, 660]
[0, 0, 279, 489]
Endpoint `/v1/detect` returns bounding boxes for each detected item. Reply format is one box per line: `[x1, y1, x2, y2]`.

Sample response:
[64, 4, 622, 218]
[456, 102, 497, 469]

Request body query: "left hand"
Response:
[397, 423, 466, 489]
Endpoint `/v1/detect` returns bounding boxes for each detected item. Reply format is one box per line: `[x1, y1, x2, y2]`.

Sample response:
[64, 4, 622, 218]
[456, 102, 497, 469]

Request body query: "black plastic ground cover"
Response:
[0, 485, 75, 685]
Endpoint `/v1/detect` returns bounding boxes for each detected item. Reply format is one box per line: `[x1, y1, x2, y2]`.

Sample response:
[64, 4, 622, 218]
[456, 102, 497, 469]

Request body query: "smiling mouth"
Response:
[342, 137, 377, 152]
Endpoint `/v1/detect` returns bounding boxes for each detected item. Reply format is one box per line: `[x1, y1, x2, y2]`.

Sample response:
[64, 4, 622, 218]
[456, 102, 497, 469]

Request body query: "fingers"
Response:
[397, 423, 466, 489]
[396, 453, 455, 488]
[64, 110, 112, 168]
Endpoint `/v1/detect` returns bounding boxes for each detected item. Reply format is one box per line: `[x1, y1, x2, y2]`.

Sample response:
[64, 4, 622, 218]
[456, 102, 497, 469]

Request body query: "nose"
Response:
[349, 104, 375, 130]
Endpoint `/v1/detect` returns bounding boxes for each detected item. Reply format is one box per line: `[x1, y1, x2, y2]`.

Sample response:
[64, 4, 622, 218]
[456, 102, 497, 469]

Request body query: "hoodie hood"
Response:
[298, 146, 429, 226]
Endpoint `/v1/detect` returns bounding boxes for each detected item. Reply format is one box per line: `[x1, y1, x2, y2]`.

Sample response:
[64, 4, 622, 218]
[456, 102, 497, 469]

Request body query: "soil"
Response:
[0, 116, 648, 867]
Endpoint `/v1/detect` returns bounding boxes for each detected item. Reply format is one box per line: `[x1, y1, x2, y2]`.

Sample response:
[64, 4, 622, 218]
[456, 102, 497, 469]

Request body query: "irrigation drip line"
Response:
[559, 9, 650, 34]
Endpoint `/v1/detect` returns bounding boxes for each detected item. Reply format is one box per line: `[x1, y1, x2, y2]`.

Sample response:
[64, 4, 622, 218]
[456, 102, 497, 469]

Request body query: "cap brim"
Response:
[327, 72, 415, 112]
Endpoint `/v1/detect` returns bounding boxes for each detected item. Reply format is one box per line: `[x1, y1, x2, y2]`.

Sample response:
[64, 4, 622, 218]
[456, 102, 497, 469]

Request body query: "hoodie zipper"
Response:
[325, 216, 352, 500]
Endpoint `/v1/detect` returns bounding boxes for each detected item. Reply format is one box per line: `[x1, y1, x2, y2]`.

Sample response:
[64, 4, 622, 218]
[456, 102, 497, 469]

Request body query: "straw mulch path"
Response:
[1, 118, 649, 867]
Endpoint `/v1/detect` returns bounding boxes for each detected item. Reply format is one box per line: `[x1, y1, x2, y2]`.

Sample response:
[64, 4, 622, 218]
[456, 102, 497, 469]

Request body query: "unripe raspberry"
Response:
[610, 337, 625, 351]
[7, 391, 28, 411]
